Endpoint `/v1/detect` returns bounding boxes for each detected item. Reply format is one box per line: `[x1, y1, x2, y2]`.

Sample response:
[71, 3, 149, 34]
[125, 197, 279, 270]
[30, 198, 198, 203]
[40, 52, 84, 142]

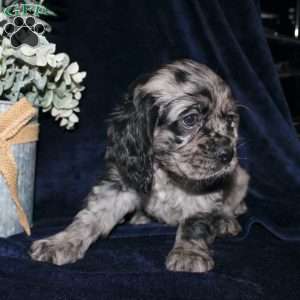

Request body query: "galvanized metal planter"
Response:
[0, 100, 37, 237]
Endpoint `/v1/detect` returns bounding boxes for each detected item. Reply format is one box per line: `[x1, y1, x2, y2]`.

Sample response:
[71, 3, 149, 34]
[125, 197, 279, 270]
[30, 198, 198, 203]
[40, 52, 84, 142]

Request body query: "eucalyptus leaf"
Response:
[60, 118, 68, 127]
[47, 54, 57, 68]
[41, 90, 53, 108]
[33, 71, 47, 90]
[20, 45, 36, 57]
[47, 82, 56, 90]
[66, 62, 79, 75]
[53, 93, 79, 109]
[55, 82, 67, 98]
[51, 107, 60, 117]
[63, 71, 71, 85]
[4, 72, 15, 90]
[59, 109, 73, 118]
[69, 113, 79, 123]
[72, 71, 87, 83]
[25, 91, 38, 103]
[54, 68, 64, 82]
[66, 122, 74, 130]
[74, 92, 82, 100]
[42, 105, 52, 112]
[55, 53, 70, 68]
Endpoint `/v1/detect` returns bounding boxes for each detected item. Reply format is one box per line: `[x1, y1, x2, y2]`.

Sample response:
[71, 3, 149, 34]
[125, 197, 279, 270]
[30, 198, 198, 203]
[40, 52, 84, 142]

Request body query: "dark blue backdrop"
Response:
[34, 0, 300, 239]
[0, 1, 300, 299]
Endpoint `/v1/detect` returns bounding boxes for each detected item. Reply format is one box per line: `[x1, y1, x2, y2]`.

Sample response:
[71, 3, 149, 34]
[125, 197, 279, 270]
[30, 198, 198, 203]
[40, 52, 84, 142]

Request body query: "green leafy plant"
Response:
[0, 1, 86, 129]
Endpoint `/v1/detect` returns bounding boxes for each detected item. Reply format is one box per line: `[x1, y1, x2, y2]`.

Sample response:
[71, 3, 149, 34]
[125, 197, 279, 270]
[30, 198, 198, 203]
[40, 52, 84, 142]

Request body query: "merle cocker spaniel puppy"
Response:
[30, 59, 249, 273]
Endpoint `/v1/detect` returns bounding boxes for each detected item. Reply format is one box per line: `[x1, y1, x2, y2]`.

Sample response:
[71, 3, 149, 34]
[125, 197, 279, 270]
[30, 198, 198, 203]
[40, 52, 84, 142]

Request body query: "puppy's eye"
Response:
[182, 114, 198, 128]
[200, 105, 209, 116]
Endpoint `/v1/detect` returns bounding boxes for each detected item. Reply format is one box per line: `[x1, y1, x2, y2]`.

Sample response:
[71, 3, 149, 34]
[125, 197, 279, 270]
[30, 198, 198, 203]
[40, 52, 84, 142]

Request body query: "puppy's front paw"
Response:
[129, 211, 152, 225]
[217, 217, 242, 237]
[234, 201, 248, 216]
[29, 235, 85, 265]
[166, 248, 214, 273]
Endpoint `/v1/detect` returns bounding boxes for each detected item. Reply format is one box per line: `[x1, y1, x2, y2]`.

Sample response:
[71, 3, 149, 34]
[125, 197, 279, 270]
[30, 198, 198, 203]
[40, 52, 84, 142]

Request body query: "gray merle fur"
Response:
[30, 59, 249, 273]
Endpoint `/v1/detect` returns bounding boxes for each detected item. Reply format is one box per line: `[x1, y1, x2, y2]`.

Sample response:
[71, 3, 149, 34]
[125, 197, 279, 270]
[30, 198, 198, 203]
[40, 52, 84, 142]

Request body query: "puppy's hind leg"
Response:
[30, 181, 139, 265]
[223, 165, 249, 217]
[129, 211, 152, 224]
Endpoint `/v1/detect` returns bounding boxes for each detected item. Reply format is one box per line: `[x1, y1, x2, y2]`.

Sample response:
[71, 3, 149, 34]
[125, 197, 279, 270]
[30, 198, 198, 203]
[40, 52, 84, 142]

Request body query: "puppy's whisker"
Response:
[237, 137, 253, 148]
[237, 137, 249, 143]
[237, 142, 248, 148]
[236, 104, 252, 113]
[237, 157, 249, 161]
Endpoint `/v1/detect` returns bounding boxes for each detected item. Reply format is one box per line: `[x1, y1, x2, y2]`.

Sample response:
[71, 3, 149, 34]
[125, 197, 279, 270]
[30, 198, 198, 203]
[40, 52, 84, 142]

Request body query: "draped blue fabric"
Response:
[0, 1, 300, 299]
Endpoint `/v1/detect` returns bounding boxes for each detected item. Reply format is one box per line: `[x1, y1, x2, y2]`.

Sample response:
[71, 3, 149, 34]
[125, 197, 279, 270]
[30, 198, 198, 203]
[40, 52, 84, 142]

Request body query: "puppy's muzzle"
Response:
[215, 146, 234, 164]
[199, 135, 234, 164]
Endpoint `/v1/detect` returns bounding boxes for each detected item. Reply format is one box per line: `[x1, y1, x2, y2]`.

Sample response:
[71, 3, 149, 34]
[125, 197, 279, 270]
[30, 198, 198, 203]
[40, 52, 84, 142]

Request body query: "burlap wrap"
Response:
[0, 98, 39, 236]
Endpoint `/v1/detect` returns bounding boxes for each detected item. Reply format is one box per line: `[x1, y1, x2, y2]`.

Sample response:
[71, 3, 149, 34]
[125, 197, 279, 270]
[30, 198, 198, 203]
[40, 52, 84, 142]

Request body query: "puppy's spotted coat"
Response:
[30, 59, 249, 273]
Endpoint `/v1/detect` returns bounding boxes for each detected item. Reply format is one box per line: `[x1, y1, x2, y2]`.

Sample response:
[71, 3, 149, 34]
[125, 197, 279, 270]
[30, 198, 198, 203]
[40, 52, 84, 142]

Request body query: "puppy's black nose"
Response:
[216, 147, 234, 164]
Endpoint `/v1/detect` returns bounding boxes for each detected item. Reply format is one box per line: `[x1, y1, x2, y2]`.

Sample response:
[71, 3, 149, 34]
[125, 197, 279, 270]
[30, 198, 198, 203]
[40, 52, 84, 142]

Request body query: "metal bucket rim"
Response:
[0, 100, 15, 105]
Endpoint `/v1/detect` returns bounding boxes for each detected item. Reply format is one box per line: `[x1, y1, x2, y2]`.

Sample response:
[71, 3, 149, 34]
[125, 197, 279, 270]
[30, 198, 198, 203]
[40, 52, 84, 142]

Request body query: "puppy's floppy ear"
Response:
[106, 86, 158, 194]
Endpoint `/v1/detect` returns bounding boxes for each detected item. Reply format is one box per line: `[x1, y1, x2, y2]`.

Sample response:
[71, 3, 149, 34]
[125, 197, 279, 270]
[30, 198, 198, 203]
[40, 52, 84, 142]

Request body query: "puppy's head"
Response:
[107, 59, 239, 193]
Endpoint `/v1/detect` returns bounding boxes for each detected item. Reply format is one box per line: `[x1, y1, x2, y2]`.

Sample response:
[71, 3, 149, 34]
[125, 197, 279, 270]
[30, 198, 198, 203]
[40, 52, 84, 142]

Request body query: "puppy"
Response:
[30, 59, 249, 273]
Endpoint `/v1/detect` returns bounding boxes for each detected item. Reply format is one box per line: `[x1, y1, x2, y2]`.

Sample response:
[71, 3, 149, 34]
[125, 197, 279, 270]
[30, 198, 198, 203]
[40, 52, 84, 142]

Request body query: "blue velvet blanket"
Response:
[0, 0, 300, 299]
